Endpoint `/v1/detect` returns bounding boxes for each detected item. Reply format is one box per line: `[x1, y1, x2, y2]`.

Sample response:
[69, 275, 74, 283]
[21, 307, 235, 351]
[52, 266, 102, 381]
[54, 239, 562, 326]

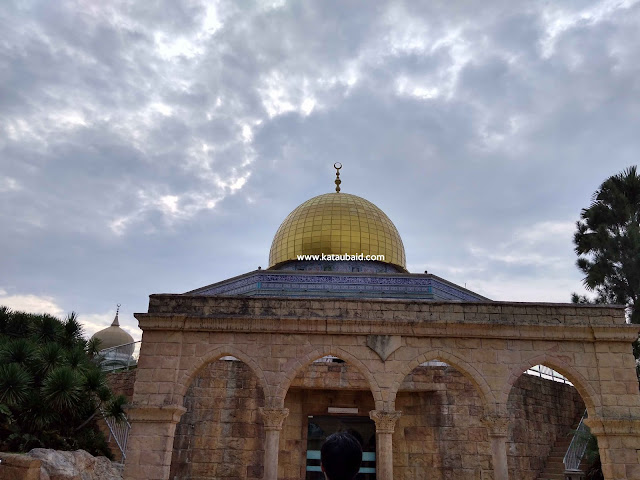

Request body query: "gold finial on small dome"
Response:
[334, 162, 342, 193]
[111, 304, 121, 327]
[91, 302, 135, 353]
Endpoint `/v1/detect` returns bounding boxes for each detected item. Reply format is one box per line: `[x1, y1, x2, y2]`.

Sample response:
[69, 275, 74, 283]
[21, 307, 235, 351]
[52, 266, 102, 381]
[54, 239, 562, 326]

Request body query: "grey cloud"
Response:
[1, 0, 639, 332]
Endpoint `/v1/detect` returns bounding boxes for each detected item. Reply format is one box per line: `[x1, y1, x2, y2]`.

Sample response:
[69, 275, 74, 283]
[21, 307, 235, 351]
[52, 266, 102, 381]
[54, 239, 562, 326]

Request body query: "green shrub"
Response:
[0, 307, 125, 458]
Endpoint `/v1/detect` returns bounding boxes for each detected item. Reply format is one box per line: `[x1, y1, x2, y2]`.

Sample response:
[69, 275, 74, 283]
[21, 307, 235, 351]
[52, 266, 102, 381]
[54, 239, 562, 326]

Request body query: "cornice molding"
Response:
[125, 404, 187, 424]
[134, 313, 638, 343]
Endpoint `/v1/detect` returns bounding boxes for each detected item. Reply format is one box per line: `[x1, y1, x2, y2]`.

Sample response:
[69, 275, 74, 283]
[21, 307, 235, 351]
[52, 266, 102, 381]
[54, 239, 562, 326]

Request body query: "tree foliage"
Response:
[573, 167, 640, 477]
[573, 165, 640, 323]
[0, 306, 126, 458]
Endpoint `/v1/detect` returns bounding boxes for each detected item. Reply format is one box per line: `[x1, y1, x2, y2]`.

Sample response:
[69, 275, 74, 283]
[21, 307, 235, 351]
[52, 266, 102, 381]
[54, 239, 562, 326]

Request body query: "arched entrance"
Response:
[279, 355, 377, 480]
[505, 362, 594, 480]
[170, 356, 266, 480]
[392, 358, 493, 480]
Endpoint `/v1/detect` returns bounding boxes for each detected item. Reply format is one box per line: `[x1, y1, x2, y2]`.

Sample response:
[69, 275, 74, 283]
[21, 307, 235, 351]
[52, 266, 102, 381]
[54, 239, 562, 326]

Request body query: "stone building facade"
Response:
[122, 296, 640, 480]
[158, 358, 584, 480]
[122, 185, 640, 480]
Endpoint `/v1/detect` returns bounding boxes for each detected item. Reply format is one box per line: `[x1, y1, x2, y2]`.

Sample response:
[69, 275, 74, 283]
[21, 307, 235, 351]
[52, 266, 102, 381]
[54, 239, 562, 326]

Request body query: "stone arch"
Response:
[499, 353, 600, 417]
[276, 346, 384, 409]
[175, 345, 269, 403]
[390, 349, 496, 411]
[170, 345, 268, 480]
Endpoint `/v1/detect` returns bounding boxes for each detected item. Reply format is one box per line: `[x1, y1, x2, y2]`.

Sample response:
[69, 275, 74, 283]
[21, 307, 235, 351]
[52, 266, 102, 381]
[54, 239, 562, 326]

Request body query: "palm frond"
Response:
[0, 338, 38, 366]
[0, 363, 33, 407]
[41, 366, 82, 413]
[36, 343, 66, 378]
[30, 314, 63, 344]
[104, 394, 127, 423]
[63, 312, 85, 347]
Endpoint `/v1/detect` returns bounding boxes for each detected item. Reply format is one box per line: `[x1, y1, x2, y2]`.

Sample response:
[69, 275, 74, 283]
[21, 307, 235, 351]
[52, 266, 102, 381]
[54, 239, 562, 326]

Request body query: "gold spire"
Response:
[334, 162, 342, 193]
[111, 304, 121, 327]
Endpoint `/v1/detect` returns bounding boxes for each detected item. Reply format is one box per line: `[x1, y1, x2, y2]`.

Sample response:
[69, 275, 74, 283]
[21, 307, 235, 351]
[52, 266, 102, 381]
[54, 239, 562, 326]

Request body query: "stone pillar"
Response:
[585, 418, 640, 480]
[481, 415, 510, 480]
[123, 404, 186, 480]
[259, 407, 289, 480]
[369, 410, 402, 480]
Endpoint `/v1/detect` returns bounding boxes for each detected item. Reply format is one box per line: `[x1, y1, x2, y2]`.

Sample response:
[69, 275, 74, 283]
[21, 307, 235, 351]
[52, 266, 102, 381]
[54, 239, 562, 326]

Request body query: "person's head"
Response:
[320, 431, 363, 480]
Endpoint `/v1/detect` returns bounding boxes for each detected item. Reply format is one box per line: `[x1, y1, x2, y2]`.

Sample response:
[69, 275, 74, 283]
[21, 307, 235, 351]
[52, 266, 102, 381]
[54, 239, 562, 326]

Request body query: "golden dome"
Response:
[268, 192, 406, 270]
[90, 309, 135, 353]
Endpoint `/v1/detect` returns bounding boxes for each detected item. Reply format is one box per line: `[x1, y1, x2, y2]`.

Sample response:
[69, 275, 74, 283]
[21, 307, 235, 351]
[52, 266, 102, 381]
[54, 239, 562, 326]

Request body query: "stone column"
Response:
[481, 415, 510, 480]
[123, 404, 186, 480]
[259, 407, 289, 480]
[585, 417, 640, 480]
[369, 410, 402, 480]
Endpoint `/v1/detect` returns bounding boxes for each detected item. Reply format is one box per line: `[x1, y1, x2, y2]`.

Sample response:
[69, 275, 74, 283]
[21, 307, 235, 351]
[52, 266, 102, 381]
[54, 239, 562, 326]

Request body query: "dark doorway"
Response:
[305, 415, 376, 480]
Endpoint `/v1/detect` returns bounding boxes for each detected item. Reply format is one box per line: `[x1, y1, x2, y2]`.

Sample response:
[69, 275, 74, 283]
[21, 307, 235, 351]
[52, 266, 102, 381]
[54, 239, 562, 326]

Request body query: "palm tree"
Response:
[574, 165, 640, 323]
[573, 166, 640, 479]
[0, 307, 126, 458]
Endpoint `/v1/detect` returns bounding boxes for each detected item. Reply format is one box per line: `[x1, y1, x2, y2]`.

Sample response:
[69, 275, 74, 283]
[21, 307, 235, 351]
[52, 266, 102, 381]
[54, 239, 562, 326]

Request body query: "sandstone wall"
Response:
[507, 373, 586, 479]
[106, 369, 137, 402]
[393, 368, 492, 480]
[165, 361, 584, 480]
[169, 361, 265, 480]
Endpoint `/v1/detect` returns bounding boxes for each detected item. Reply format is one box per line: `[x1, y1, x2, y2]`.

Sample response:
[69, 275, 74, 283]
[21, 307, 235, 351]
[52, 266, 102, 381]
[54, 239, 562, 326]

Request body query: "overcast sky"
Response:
[2, 0, 639, 341]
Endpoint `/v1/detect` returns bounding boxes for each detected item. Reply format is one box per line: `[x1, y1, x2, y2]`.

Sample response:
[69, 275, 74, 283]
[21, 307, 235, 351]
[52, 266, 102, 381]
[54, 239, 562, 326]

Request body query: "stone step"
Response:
[536, 429, 583, 480]
[553, 442, 572, 450]
[553, 444, 572, 451]
[547, 455, 564, 463]
[536, 474, 565, 480]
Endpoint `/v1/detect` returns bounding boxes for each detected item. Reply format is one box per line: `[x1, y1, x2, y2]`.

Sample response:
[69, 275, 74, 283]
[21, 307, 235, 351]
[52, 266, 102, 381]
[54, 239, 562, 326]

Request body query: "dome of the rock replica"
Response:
[268, 192, 406, 271]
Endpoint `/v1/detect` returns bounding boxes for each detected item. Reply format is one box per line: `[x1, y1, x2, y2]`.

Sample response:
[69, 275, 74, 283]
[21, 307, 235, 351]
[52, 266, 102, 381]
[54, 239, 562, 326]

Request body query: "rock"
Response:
[92, 456, 122, 480]
[0, 452, 42, 480]
[27, 450, 78, 480]
[26, 449, 122, 480]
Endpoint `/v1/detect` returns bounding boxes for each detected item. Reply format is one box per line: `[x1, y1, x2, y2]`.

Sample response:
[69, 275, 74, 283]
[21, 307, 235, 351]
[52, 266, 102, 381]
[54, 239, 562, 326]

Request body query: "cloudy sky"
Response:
[1, 0, 639, 340]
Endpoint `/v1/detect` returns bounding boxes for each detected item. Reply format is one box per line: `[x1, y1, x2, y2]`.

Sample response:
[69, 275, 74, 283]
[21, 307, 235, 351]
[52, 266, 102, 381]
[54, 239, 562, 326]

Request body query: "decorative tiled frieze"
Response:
[190, 270, 485, 301]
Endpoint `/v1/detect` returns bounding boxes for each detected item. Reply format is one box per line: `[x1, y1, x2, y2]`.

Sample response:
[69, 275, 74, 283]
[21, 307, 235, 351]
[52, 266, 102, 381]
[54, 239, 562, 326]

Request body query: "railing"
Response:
[526, 364, 573, 385]
[314, 355, 341, 363]
[418, 362, 574, 385]
[563, 410, 590, 472]
[97, 341, 141, 371]
[421, 360, 449, 367]
[103, 409, 131, 463]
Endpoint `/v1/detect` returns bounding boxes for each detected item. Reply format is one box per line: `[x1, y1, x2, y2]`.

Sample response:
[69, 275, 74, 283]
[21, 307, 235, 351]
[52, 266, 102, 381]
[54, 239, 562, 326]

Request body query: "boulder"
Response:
[0, 452, 42, 480]
[25, 449, 122, 480]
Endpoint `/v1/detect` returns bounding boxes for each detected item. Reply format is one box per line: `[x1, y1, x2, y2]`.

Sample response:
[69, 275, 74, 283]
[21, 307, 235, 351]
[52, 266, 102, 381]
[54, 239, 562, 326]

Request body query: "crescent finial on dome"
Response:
[334, 162, 342, 193]
[112, 304, 121, 327]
